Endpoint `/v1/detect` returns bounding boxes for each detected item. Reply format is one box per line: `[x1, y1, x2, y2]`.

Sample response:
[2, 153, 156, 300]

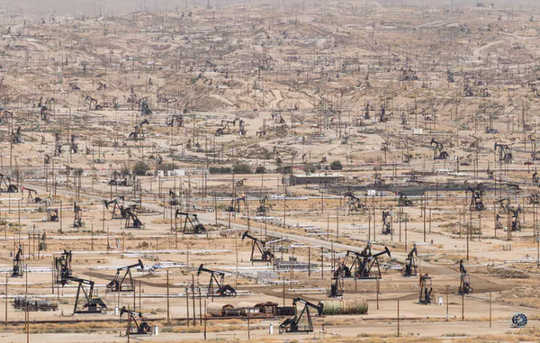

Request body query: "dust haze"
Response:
[0, 0, 538, 17]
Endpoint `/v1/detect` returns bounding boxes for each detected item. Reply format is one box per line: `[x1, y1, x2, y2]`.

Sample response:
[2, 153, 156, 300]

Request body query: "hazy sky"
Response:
[0, 0, 536, 17]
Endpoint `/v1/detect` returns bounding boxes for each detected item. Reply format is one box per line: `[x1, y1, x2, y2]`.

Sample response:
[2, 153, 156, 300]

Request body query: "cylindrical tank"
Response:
[320, 298, 368, 315]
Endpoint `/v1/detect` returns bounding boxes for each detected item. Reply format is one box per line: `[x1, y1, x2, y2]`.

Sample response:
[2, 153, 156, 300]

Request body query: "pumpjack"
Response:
[344, 191, 365, 212]
[53, 250, 72, 286]
[68, 276, 107, 314]
[241, 231, 274, 263]
[22, 187, 41, 202]
[12, 245, 24, 277]
[431, 139, 449, 160]
[120, 307, 151, 335]
[497, 198, 521, 231]
[332, 261, 352, 279]
[419, 273, 433, 304]
[256, 195, 271, 216]
[109, 171, 133, 186]
[107, 260, 144, 292]
[403, 244, 418, 277]
[39, 232, 47, 251]
[226, 196, 246, 213]
[346, 244, 391, 279]
[11, 126, 22, 144]
[398, 192, 413, 207]
[169, 189, 179, 206]
[40, 104, 49, 121]
[533, 171, 540, 187]
[104, 197, 132, 219]
[447, 70, 455, 83]
[47, 208, 59, 222]
[379, 104, 388, 122]
[175, 210, 206, 234]
[494, 143, 512, 163]
[528, 192, 540, 205]
[467, 184, 485, 211]
[509, 206, 521, 232]
[458, 260, 472, 295]
[279, 297, 323, 334]
[73, 202, 83, 228]
[382, 210, 392, 235]
[167, 114, 183, 127]
[363, 102, 370, 119]
[70, 135, 78, 154]
[124, 208, 144, 229]
[140, 99, 152, 116]
[464, 83, 474, 97]
[0, 173, 18, 193]
[197, 264, 237, 297]
[128, 119, 149, 140]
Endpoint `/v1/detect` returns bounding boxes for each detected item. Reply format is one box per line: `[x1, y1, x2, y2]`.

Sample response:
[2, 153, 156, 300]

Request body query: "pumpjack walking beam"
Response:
[107, 260, 144, 292]
[197, 264, 236, 297]
[279, 297, 323, 333]
[241, 231, 274, 263]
